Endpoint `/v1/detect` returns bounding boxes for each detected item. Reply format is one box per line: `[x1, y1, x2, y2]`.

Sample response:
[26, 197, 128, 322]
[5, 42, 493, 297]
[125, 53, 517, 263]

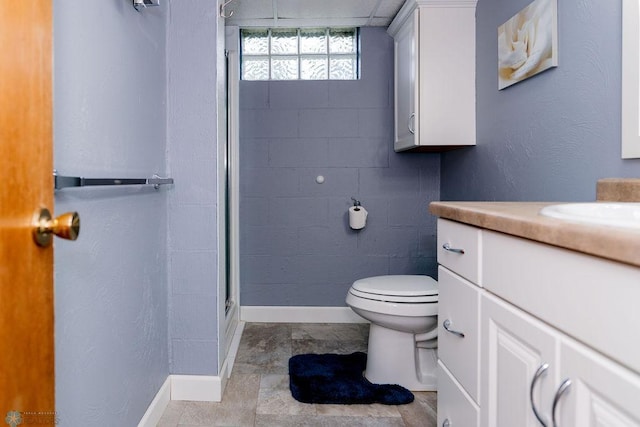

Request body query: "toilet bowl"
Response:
[345, 275, 438, 391]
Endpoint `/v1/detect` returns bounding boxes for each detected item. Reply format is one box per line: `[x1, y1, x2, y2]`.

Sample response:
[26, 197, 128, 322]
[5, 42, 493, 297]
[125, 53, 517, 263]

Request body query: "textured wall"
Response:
[53, 2, 169, 426]
[239, 27, 441, 307]
[441, 0, 640, 202]
[166, 0, 221, 375]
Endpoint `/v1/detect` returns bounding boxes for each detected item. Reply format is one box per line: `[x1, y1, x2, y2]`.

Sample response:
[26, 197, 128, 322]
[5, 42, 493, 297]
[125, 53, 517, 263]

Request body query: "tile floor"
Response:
[158, 323, 437, 426]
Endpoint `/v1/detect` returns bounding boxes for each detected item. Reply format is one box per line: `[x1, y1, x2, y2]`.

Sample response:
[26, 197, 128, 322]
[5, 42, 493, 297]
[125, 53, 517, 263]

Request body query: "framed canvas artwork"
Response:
[498, 0, 558, 90]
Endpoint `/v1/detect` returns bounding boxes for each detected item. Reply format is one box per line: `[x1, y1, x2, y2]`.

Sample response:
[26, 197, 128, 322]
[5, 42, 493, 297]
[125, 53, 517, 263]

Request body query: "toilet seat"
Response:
[350, 275, 438, 303]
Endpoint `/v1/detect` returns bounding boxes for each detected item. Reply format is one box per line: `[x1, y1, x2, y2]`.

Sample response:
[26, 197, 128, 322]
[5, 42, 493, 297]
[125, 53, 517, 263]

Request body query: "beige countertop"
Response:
[429, 201, 640, 268]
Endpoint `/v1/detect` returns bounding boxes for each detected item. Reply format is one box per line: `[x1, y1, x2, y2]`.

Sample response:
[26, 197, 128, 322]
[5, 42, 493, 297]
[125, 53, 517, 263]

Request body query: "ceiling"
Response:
[223, 0, 406, 28]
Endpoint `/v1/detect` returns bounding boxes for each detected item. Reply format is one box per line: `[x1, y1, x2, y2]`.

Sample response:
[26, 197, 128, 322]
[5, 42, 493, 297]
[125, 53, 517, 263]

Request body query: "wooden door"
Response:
[0, 1, 55, 423]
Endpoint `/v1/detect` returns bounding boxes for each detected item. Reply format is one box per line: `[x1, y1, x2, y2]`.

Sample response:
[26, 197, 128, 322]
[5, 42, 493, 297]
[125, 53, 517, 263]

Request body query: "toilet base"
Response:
[364, 323, 437, 391]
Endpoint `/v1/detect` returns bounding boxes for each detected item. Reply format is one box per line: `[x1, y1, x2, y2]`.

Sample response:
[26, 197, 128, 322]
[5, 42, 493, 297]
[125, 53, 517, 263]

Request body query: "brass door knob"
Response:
[33, 208, 80, 247]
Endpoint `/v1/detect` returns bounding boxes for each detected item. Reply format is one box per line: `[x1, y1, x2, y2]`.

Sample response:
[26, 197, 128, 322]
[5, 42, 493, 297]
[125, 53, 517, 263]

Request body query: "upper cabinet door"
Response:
[393, 9, 418, 152]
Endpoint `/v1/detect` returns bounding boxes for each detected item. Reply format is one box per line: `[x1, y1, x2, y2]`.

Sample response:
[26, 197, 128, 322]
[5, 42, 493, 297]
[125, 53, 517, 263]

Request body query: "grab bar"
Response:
[54, 171, 174, 190]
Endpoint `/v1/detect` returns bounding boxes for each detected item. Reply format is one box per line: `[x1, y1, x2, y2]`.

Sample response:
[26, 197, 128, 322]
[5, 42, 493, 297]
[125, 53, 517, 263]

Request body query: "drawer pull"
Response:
[443, 243, 465, 254]
[530, 363, 549, 427]
[443, 319, 465, 338]
[442, 419, 451, 427]
[551, 378, 572, 427]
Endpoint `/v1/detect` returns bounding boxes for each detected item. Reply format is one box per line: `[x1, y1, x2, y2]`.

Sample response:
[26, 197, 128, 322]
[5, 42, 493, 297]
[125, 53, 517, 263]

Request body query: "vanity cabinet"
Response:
[436, 218, 640, 426]
[387, 0, 476, 152]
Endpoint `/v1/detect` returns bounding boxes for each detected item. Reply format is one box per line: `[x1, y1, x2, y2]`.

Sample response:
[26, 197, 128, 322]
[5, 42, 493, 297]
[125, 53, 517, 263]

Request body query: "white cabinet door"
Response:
[393, 9, 418, 151]
[554, 338, 640, 427]
[481, 293, 560, 427]
[417, 5, 476, 148]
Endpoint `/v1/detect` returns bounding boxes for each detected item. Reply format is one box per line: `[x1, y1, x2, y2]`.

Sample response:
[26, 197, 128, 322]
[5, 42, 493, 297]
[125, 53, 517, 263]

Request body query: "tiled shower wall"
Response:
[239, 27, 440, 307]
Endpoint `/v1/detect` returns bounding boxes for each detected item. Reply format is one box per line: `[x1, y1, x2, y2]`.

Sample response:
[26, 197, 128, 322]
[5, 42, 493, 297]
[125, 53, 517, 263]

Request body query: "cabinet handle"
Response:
[408, 112, 415, 135]
[443, 243, 465, 254]
[442, 419, 450, 427]
[443, 319, 465, 338]
[530, 363, 549, 427]
[551, 378, 572, 427]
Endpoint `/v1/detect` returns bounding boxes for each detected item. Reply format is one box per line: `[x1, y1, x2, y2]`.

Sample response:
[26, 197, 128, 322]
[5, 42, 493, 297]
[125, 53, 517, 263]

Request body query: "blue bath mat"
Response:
[288, 352, 414, 405]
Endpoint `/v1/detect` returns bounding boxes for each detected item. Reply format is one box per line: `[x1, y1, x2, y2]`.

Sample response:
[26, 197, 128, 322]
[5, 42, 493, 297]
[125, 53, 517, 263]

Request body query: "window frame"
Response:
[240, 27, 361, 81]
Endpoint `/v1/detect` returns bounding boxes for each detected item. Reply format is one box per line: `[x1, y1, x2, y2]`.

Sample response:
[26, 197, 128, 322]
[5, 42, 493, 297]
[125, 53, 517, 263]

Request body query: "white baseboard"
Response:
[169, 323, 246, 403]
[226, 321, 245, 374]
[137, 377, 171, 427]
[171, 375, 222, 402]
[240, 306, 367, 323]
[138, 374, 224, 425]
[138, 323, 247, 424]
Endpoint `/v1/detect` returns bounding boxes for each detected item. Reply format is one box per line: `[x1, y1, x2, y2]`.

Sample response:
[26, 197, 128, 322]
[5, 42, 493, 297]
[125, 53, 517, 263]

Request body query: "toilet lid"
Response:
[352, 275, 438, 298]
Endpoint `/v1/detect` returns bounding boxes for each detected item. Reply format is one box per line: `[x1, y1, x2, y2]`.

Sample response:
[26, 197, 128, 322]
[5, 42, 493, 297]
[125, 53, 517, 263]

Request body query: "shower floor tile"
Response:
[157, 322, 437, 427]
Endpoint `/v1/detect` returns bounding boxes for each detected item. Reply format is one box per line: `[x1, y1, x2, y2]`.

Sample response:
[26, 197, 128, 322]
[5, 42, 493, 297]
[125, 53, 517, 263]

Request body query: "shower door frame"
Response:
[221, 26, 241, 368]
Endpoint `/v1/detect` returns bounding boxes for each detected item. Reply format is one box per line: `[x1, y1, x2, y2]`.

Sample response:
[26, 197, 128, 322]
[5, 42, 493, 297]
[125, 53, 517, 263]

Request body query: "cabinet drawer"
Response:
[438, 265, 481, 403]
[437, 219, 482, 285]
[437, 361, 479, 427]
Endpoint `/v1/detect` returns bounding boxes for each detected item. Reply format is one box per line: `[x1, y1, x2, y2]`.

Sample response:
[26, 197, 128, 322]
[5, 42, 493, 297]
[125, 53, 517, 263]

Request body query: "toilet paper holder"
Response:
[349, 197, 367, 230]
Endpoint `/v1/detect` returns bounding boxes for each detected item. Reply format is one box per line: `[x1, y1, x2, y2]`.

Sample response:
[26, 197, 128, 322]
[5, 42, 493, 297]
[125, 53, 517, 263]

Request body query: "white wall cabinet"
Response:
[436, 218, 640, 426]
[388, 0, 476, 152]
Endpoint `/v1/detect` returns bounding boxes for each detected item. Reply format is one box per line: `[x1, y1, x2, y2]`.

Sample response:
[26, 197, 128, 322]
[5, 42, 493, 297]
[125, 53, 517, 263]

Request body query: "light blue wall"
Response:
[239, 27, 441, 307]
[441, 0, 640, 201]
[53, 2, 169, 426]
[166, 1, 221, 375]
[54, 0, 224, 423]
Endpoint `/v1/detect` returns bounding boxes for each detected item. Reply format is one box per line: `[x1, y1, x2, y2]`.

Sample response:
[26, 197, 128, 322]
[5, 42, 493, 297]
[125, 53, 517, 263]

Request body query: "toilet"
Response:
[345, 275, 438, 391]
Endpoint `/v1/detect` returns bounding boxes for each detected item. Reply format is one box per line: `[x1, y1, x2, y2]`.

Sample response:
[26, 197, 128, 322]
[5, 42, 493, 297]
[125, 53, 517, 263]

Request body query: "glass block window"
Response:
[241, 28, 360, 81]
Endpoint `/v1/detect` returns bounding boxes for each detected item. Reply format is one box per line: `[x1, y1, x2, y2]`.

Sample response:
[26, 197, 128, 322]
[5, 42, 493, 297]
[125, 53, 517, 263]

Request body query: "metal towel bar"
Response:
[54, 171, 174, 190]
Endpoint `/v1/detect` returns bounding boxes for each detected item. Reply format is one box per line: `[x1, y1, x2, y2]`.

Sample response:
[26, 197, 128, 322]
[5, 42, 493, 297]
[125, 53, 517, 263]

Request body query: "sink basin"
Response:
[539, 202, 640, 229]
